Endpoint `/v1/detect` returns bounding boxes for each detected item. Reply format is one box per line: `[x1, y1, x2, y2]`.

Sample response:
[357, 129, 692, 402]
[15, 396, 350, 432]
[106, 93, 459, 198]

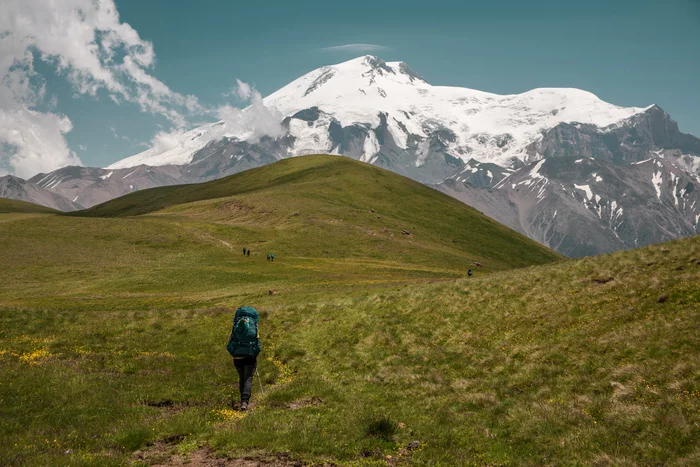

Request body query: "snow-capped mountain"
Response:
[440, 105, 700, 256]
[8, 56, 700, 257]
[110, 55, 650, 175]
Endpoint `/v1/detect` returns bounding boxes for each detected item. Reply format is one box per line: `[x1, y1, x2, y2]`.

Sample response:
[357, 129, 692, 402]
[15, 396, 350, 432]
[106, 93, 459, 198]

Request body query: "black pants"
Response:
[233, 356, 257, 403]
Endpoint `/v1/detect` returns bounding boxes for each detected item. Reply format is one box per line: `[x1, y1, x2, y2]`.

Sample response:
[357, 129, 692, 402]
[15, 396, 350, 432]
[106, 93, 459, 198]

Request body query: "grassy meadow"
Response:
[0, 156, 698, 466]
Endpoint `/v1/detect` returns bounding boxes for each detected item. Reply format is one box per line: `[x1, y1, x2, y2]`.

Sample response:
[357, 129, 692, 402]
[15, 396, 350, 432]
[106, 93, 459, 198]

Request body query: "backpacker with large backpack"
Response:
[226, 306, 262, 357]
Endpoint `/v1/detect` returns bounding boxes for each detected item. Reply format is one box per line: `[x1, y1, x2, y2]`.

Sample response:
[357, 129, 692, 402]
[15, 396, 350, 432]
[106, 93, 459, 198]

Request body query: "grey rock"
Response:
[28, 165, 183, 209]
[0, 175, 82, 211]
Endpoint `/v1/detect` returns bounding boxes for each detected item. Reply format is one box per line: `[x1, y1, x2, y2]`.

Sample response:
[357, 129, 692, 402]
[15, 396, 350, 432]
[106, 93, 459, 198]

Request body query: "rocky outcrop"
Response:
[0, 175, 82, 211]
[441, 109, 700, 257]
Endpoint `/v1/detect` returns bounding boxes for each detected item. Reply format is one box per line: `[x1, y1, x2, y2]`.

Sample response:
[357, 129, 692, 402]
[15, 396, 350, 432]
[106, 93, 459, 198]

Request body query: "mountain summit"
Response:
[110, 55, 650, 174]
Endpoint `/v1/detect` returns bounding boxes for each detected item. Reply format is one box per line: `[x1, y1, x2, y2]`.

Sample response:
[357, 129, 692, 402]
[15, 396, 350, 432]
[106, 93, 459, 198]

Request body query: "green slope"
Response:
[0, 197, 58, 214]
[1, 155, 697, 466]
[75, 154, 561, 270]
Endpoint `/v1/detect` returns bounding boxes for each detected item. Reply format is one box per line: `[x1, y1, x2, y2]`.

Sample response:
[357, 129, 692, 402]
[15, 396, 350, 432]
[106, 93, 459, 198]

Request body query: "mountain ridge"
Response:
[3, 56, 698, 257]
[109, 55, 652, 171]
[0, 175, 82, 212]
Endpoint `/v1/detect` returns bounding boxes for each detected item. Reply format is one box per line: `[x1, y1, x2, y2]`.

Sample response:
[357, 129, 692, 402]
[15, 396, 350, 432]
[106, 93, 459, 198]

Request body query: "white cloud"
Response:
[0, 0, 202, 177]
[149, 129, 187, 154]
[233, 79, 252, 100]
[0, 109, 81, 178]
[213, 86, 284, 142]
[146, 82, 285, 154]
[1, 1, 288, 177]
[320, 43, 389, 53]
[222, 79, 253, 100]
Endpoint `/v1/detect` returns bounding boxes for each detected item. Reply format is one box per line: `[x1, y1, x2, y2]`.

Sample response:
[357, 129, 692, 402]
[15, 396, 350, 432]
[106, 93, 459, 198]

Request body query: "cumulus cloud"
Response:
[320, 43, 389, 53]
[0, 0, 201, 177]
[1, 1, 288, 177]
[148, 82, 285, 155]
[0, 109, 81, 177]
[149, 129, 187, 154]
[214, 85, 284, 142]
[233, 80, 252, 100]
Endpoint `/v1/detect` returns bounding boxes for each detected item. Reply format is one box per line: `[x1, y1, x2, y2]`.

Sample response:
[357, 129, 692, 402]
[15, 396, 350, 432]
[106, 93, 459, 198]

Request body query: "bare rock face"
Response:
[440, 107, 700, 257]
[0, 175, 82, 211]
[27, 165, 184, 209]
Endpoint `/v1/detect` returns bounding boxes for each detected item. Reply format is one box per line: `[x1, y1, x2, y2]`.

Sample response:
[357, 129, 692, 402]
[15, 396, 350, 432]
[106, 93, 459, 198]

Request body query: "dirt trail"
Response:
[134, 443, 328, 466]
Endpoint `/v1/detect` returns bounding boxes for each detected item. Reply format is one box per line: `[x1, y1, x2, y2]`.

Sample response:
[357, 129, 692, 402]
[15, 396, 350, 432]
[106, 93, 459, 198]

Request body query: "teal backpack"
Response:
[226, 306, 261, 357]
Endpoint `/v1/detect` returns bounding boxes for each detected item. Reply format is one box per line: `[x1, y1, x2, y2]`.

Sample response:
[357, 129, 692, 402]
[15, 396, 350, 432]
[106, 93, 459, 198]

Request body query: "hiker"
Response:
[266, 254, 271, 262]
[247, 249, 251, 257]
[226, 306, 262, 411]
[468, 269, 473, 277]
[270, 253, 274, 262]
[242, 248, 247, 256]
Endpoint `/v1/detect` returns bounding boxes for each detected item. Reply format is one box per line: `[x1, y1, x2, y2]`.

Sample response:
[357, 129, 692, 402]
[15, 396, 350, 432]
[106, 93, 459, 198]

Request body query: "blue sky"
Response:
[1, 0, 699, 176]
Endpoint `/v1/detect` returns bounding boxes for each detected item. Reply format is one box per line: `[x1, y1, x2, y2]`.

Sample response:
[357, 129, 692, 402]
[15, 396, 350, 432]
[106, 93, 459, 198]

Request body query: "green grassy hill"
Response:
[0, 156, 697, 466]
[76, 155, 560, 270]
[0, 198, 58, 214]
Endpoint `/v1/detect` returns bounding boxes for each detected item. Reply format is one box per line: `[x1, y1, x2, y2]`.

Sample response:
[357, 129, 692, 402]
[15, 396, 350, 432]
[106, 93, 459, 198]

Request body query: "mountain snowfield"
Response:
[109, 55, 651, 170]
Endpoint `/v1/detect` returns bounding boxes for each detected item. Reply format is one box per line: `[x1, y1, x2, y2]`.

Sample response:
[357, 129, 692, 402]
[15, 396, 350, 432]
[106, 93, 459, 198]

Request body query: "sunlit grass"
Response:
[0, 156, 697, 465]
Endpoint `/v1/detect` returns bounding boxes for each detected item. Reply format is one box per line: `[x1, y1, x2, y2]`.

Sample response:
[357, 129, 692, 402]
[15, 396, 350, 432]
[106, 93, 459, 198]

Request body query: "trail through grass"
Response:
[0, 156, 697, 466]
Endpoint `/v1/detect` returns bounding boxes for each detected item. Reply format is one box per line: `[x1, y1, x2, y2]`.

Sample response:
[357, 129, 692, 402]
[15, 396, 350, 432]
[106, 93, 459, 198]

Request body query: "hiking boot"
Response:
[240, 401, 248, 411]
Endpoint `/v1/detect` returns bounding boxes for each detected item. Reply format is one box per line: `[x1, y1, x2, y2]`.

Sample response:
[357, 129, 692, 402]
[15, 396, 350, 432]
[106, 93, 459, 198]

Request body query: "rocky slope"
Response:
[27, 165, 184, 209]
[440, 106, 700, 256]
[0, 175, 82, 211]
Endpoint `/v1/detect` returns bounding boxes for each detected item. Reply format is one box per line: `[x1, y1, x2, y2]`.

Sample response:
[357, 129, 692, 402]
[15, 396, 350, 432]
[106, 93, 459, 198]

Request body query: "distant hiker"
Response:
[226, 306, 262, 411]
[468, 269, 473, 277]
[247, 249, 251, 257]
[266, 254, 271, 262]
[270, 253, 274, 262]
[242, 248, 247, 256]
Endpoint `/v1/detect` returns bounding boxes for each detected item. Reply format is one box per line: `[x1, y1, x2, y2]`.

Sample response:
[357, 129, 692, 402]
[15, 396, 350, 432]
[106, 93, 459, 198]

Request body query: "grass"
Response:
[0, 198, 59, 214]
[73, 155, 562, 270]
[0, 199, 59, 225]
[0, 156, 697, 466]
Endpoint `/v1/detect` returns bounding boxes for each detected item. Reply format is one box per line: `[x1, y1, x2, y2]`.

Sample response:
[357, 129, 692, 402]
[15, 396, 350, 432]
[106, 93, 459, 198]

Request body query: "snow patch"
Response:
[529, 159, 546, 179]
[122, 168, 139, 179]
[574, 184, 593, 201]
[671, 173, 681, 208]
[652, 171, 663, 200]
[100, 171, 113, 180]
[45, 176, 62, 189]
[415, 138, 430, 167]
